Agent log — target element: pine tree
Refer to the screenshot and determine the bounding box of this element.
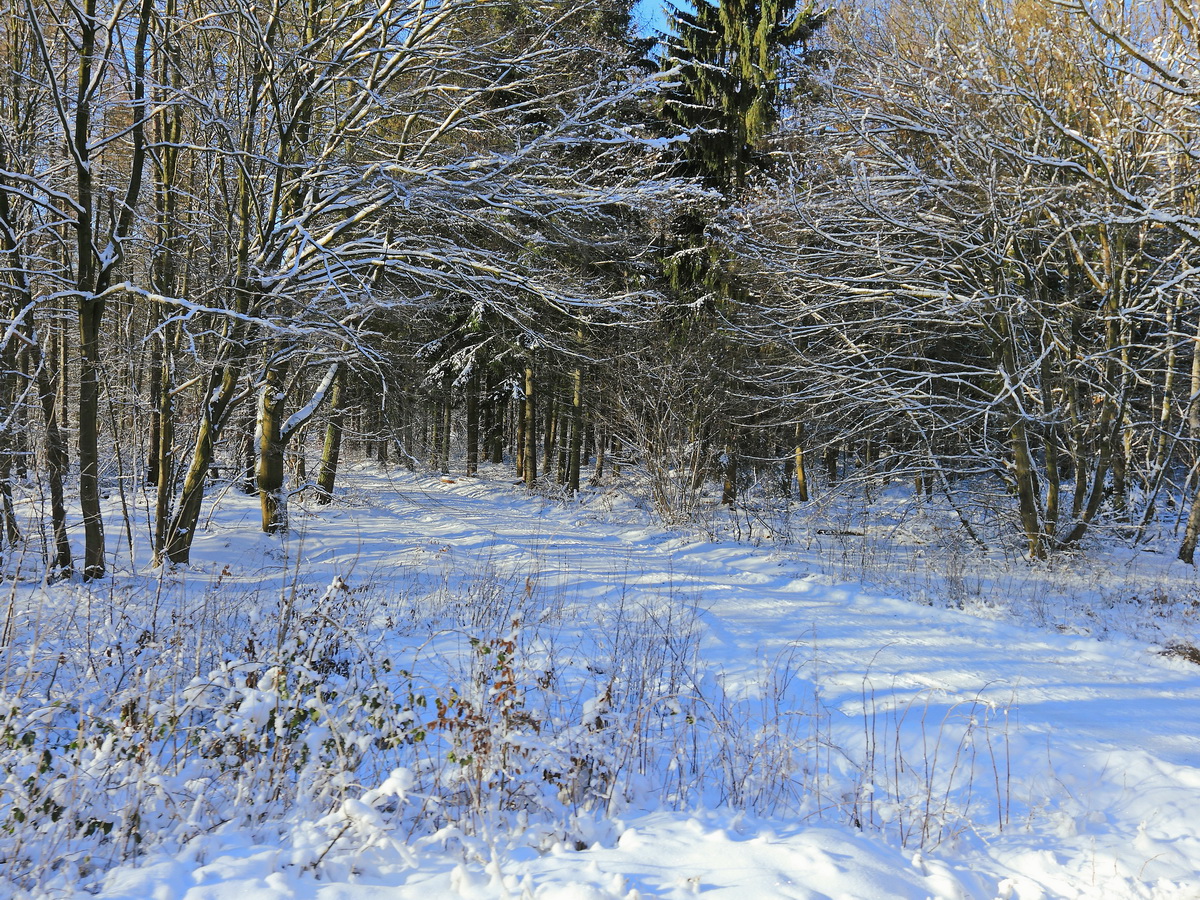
[657,0,826,504]
[662,0,826,191]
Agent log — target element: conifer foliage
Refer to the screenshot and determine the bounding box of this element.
[662,0,826,189]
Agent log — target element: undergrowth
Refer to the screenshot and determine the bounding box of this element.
[0,551,1017,895]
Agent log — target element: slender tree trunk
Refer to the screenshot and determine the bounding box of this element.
[1181,487,1200,565]
[465,368,479,475]
[257,361,339,532]
[400,394,415,470]
[1059,397,1122,547]
[1135,291,1186,535]
[240,424,256,494]
[0,335,20,549]
[0,473,16,550]
[76,0,152,578]
[516,389,526,479]
[257,365,288,534]
[151,335,174,565]
[543,393,556,477]
[0,185,70,572]
[524,361,537,486]
[1010,417,1045,559]
[556,412,568,486]
[74,0,105,579]
[78,298,107,578]
[568,363,582,494]
[34,327,71,574]
[440,374,451,474]
[164,360,243,563]
[1039,352,1061,540]
[592,430,606,483]
[793,421,809,502]
[690,417,708,490]
[992,295,1045,557]
[824,443,838,484]
[1068,365,1088,519]
[1188,313,1200,490]
[292,428,307,484]
[148,335,163,487]
[721,426,738,506]
[316,365,346,503]
[489,387,504,464]
[57,313,69,438]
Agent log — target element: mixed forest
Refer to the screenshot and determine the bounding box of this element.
[4,0,1200,574]
[8,2,1200,897]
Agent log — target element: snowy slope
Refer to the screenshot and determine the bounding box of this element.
[8,466,1200,899]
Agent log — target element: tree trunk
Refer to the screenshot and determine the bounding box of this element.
[489,389,505,464]
[824,443,838,484]
[516,387,526,479]
[721,427,738,505]
[257,365,289,533]
[35,325,71,574]
[400,394,415,470]
[568,364,583,494]
[316,365,346,503]
[73,0,105,580]
[592,429,606,483]
[151,334,174,565]
[164,361,243,563]
[524,361,537,486]
[440,374,452,474]
[0,335,20,549]
[78,298,107,579]
[240,424,257,494]
[466,368,479,475]
[148,335,163,487]
[0,213,70,572]
[75,0,152,578]
[257,361,339,532]
[1010,417,1045,559]
[1180,486,1200,564]
[793,420,809,502]
[543,394,556,477]
[1188,313,1200,489]
[1039,353,1061,540]
[556,411,569,486]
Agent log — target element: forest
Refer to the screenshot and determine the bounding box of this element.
[4,0,1200,573]
[4,0,1200,897]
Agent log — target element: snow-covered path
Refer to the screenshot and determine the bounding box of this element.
[311,469,1200,766]
[86,467,1200,899]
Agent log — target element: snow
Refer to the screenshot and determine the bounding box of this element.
[5,465,1200,899]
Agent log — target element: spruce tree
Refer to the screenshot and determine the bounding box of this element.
[657,0,826,503]
[662,0,826,191]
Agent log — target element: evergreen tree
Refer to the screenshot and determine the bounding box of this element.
[655,0,826,504]
[662,0,827,190]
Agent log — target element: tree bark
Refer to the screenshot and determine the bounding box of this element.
[1180,486,1200,564]
[316,365,347,503]
[151,337,174,565]
[524,361,537,486]
[74,0,153,578]
[465,368,479,475]
[164,359,244,563]
[440,373,452,474]
[568,363,582,494]
[793,420,809,502]
[257,365,288,534]
[721,426,738,505]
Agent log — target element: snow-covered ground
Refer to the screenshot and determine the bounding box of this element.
[5,464,1200,899]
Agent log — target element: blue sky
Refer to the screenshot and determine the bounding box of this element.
[632,0,674,37]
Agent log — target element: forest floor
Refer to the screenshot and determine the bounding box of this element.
[5,463,1200,899]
